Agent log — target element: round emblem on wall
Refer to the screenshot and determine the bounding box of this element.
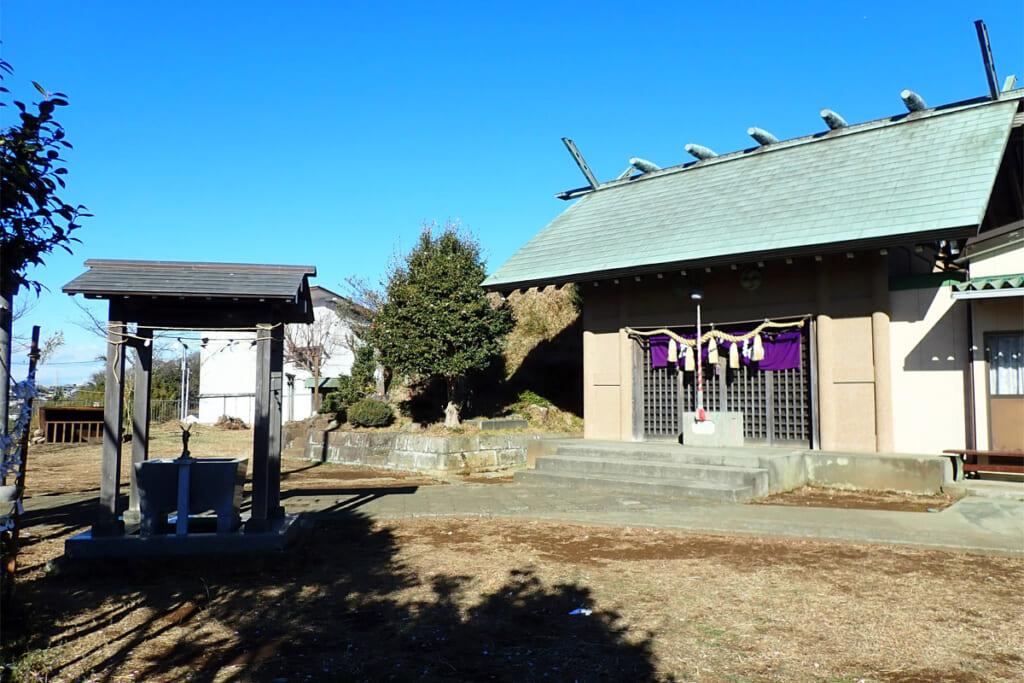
[740,267,763,291]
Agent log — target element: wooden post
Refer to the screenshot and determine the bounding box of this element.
[125,329,153,525]
[268,322,284,518]
[95,303,126,536]
[246,323,272,532]
[871,253,894,453]
[815,259,837,451]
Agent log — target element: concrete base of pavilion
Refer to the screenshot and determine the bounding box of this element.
[64,513,307,560]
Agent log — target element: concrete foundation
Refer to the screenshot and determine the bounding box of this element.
[680,412,744,447]
[64,513,305,559]
[464,418,529,431]
[804,451,953,495]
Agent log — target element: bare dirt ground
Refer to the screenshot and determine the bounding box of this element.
[752,485,960,513]
[3,424,1023,682]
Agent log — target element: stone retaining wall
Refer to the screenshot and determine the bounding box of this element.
[298,429,576,475]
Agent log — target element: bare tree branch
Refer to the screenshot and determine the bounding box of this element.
[284,315,340,409]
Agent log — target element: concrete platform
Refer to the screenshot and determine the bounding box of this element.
[943,478,1024,501]
[64,513,306,559]
[316,482,1024,557]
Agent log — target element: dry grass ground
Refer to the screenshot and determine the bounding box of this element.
[2,424,1023,682]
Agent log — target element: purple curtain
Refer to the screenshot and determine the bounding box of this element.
[649,328,801,371]
[759,329,802,371]
[650,335,670,368]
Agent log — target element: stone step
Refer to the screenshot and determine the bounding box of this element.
[515,469,756,502]
[553,440,772,469]
[535,454,768,495]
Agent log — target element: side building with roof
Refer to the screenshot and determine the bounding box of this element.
[485,86,1024,456]
[198,285,369,425]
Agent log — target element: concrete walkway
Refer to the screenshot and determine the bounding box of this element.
[28,477,1024,559]
[281,480,1024,558]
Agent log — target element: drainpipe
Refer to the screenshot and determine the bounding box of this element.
[964,301,977,450]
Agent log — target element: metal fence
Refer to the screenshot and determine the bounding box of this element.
[33,397,201,432]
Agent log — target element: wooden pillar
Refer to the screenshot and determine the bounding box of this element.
[871,253,894,453]
[268,322,284,518]
[94,303,126,536]
[246,323,272,532]
[125,330,153,525]
[815,259,837,451]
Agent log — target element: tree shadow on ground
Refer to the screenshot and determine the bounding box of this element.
[3,504,662,682]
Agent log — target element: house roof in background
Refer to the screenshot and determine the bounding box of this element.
[310,285,373,323]
[484,96,1020,291]
[63,260,317,300]
[959,218,1024,264]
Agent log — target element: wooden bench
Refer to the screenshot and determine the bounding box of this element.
[943,449,1024,478]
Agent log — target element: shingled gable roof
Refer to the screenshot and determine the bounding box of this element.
[63,259,317,325]
[64,259,316,300]
[484,95,1020,291]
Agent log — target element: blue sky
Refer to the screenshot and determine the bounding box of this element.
[4,1,1022,384]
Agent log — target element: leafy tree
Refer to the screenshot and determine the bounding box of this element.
[349,341,376,394]
[1,60,88,432]
[371,222,513,427]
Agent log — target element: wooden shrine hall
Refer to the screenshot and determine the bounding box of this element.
[61,259,316,557]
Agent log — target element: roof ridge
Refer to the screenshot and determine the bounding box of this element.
[82,259,317,275]
[590,95,1016,194]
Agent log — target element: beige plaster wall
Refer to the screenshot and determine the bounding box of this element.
[889,287,968,454]
[579,255,889,451]
[828,316,878,451]
[582,329,627,440]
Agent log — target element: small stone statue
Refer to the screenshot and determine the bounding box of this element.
[180,424,192,458]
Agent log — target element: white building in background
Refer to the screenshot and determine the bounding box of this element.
[197,285,368,424]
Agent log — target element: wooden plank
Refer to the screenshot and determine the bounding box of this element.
[963,464,1024,474]
[943,449,1024,458]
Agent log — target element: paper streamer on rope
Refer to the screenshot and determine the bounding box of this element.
[707,337,718,364]
[626,318,805,348]
[683,345,695,371]
[729,342,739,369]
[667,340,678,364]
[752,334,764,362]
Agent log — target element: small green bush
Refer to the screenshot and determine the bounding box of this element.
[348,398,395,428]
[318,392,345,416]
[514,389,551,409]
[318,375,365,420]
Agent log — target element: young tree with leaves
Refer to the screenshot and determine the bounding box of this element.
[1,61,88,433]
[371,222,513,427]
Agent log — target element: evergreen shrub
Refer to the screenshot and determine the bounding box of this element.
[318,375,365,421]
[348,398,394,428]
